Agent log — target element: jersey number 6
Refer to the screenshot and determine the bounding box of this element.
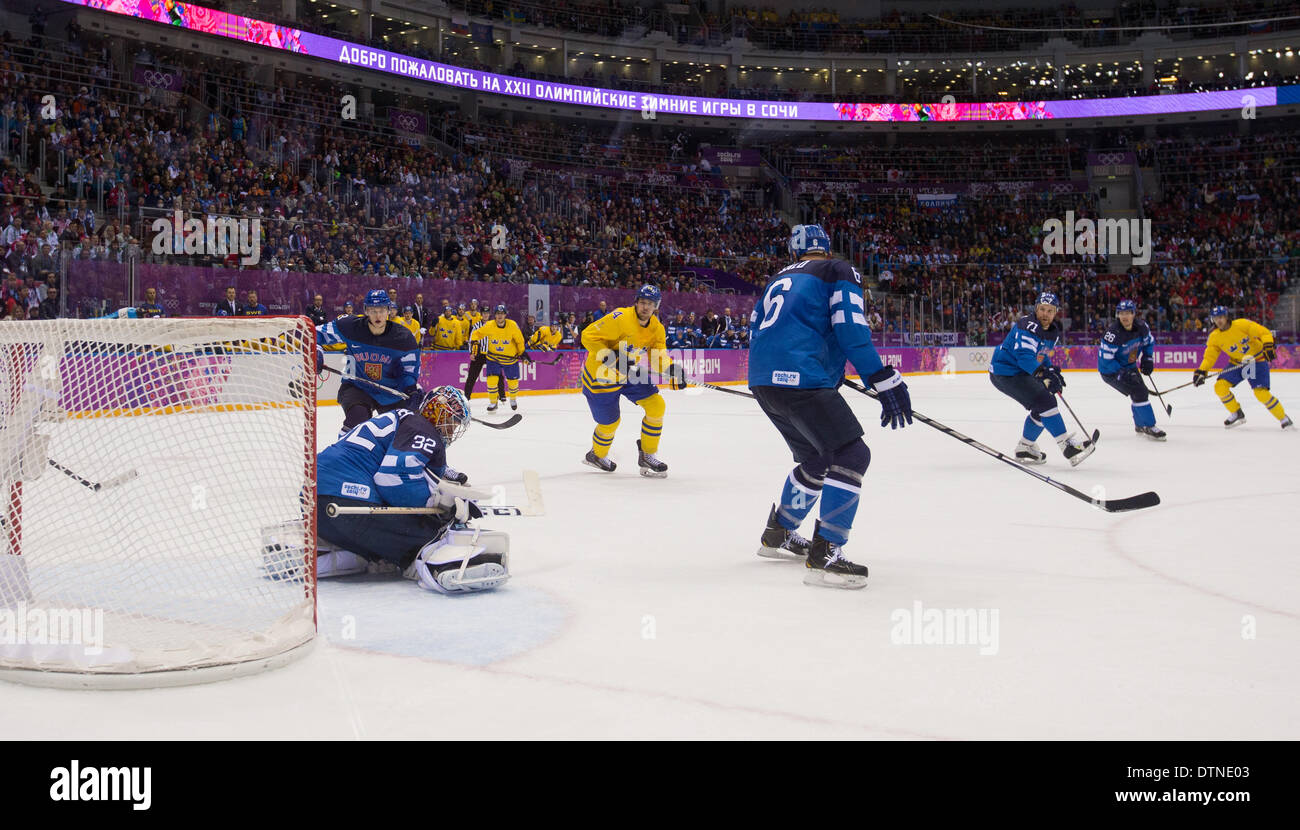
[758,277,793,331]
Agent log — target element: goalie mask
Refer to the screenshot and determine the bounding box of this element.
[419,385,471,444]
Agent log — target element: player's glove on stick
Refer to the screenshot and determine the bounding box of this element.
[665,362,688,390]
[1035,363,1065,395]
[315,345,325,374]
[1192,369,1208,387]
[868,366,913,429]
[1139,355,1154,375]
[1261,342,1277,362]
[1119,368,1142,388]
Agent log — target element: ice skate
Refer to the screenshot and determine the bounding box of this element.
[1224,410,1246,429]
[486,400,498,413]
[636,439,668,478]
[757,505,810,561]
[1282,416,1294,430]
[1135,425,1167,441]
[510,400,518,411]
[803,522,868,590]
[1014,438,1047,465]
[1059,432,1095,467]
[583,450,616,472]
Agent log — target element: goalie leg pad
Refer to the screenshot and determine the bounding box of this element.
[316,549,371,579]
[405,528,510,593]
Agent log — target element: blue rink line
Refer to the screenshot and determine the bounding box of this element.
[316,577,567,665]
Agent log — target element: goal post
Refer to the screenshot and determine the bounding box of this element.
[0,317,318,688]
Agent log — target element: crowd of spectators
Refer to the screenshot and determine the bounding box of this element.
[3,23,1297,345]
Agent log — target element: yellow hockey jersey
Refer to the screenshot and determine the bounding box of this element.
[581,306,671,392]
[1199,318,1274,370]
[432,314,462,350]
[529,325,562,350]
[480,319,527,364]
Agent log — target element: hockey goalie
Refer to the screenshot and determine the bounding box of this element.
[291,385,509,593]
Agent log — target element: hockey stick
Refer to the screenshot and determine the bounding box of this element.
[1157,365,1240,394]
[683,378,757,398]
[1144,374,1173,416]
[1055,392,1101,444]
[841,379,1159,512]
[321,366,522,429]
[48,460,139,492]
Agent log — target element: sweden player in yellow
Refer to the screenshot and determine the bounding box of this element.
[480,304,532,412]
[528,322,562,351]
[1192,307,1292,429]
[432,308,462,351]
[580,285,688,476]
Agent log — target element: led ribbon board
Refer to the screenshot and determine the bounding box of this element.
[63,0,1280,121]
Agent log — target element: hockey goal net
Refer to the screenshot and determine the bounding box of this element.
[0,317,317,687]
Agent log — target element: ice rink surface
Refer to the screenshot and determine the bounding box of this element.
[3,371,1297,739]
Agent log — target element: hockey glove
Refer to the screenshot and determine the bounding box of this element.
[665,362,688,390]
[403,385,425,409]
[1262,342,1277,362]
[1035,364,1065,395]
[521,352,534,364]
[1118,368,1142,389]
[1192,369,1208,387]
[315,345,325,374]
[1139,355,1154,376]
[868,366,912,430]
[440,466,469,486]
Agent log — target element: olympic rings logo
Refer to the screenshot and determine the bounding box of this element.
[1093,152,1132,165]
[393,114,420,132]
[139,70,177,89]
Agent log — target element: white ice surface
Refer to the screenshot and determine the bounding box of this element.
[2,371,1297,738]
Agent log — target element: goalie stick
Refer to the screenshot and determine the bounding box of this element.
[325,471,545,518]
[680,372,1159,513]
[321,366,522,429]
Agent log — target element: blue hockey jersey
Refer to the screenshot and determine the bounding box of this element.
[317,408,455,506]
[991,315,1061,376]
[747,257,885,389]
[1097,319,1154,374]
[317,316,419,405]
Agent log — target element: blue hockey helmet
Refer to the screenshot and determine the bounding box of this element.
[1036,292,1060,309]
[1210,305,1230,319]
[1116,299,1137,313]
[363,289,393,309]
[494,303,508,314]
[789,224,832,257]
[635,284,662,306]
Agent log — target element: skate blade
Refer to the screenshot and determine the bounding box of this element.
[437,563,510,592]
[802,569,868,590]
[638,467,668,478]
[1067,444,1097,467]
[1225,417,1246,429]
[756,544,806,561]
[1015,454,1047,466]
[1140,432,1168,442]
[583,458,616,473]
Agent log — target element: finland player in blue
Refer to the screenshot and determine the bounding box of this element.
[989,292,1095,466]
[314,386,509,593]
[1098,299,1165,441]
[747,224,912,589]
[315,289,421,435]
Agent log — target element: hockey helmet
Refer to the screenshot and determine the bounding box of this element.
[1036,292,1060,309]
[635,285,662,306]
[789,224,831,257]
[494,304,508,315]
[419,385,471,444]
[363,289,393,310]
[1116,299,1137,313]
[1210,305,1230,319]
